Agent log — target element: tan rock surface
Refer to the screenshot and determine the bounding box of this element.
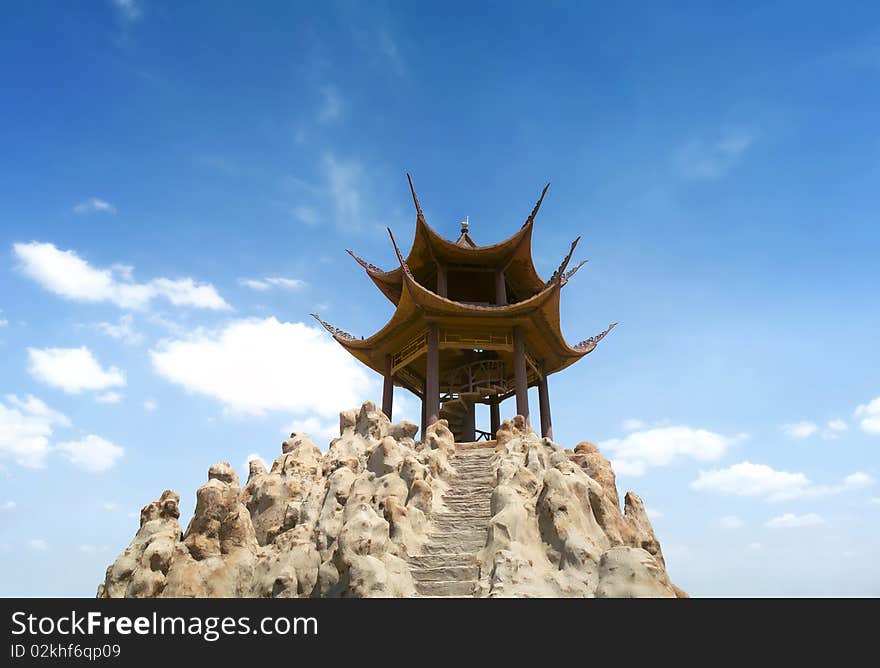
[99,402,685,598]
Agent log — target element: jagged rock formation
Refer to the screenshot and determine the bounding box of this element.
[98,401,685,598]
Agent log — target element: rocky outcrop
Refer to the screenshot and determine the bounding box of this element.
[98,402,684,598]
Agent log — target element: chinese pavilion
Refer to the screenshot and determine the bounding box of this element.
[312,175,615,443]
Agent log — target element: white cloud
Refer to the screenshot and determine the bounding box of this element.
[1,500,15,510]
[0,395,69,469]
[238,277,306,291]
[27,539,48,552]
[621,418,645,431]
[111,0,142,23]
[600,426,744,476]
[691,461,874,501]
[827,419,847,432]
[675,126,755,180]
[855,397,880,435]
[324,154,366,230]
[765,513,824,529]
[718,515,745,529]
[747,542,762,551]
[101,502,118,512]
[143,399,158,412]
[94,314,142,345]
[317,85,343,124]
[56,435,124,472]
[96,392,123,404]
[150,317,375,418]
[13,242,229,311]
[79,544,109,554]
[292,206,319,226]
[869,497,880,505]
[782,421,819,439]
[0,319,8,328]
[73,197,116,215]
[28,346,125,394]
[283,416,339,444]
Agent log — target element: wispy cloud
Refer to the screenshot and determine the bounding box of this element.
[13,242,230,311]
[73,197,117,215]
[95,391,124,405]
[717,515,745,529]
[238,277,306,291]
[56,435,124,473]
[783,419,847,440]
[674,126,756,180]
[855,396,880,435]
[110,0,142,23]
[782,421,818,439]
[600,425,746,476]
[28,346,126,394]
[0,395,70,469]
[93,314,143,345]
[691,462,873,501]
[317,85,343,124]
[324,154,366,230]
[27,539,48,552]
[765,513,824,529]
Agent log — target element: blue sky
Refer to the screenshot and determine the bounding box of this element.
[1,0,879,596]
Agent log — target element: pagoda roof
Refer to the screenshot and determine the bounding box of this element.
[346,177,552,305]
[311,260,614,386]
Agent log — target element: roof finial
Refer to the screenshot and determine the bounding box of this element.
[523,182,551,229]
[387,227,413,277]
[460,215,469,234]
[406,173,423,217]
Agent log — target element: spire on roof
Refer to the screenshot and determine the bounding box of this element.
[387,227,414,278]
[574,322,618,352]
[547,236,581,285]
[523,182,551,229]
[455,215,478,248]
[310,313,358,341]
[406,173,423,218]
[346,249,385,274]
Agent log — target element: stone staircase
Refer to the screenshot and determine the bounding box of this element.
[408,445,496,597]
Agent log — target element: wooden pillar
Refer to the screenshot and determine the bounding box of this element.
[382,355,394,421]
[462,398,476,442]
[495,270,507,305]
[538,374,552,440]
[490,401,500,439]
[513,325,529,424]
[420,385,427,440]
[436,263,448,297]
[425,323,440,427]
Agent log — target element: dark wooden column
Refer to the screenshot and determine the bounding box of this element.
[420,383,427,439]
[495,270,507,305]
[513,325,529,424]
[425,323,440,427]
[538,374,552,440]
[436,263,448,297]
[490,401,500,438]
[462,398,476,442]
[382,354,394,421]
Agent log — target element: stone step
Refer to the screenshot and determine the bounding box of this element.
[410,565,480,582]
[425,540,486,552]
[407,554,475,568]
[432,512,491,521]
[425,532,486,544]
[432,517,491,527]
[414,580,477,597]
